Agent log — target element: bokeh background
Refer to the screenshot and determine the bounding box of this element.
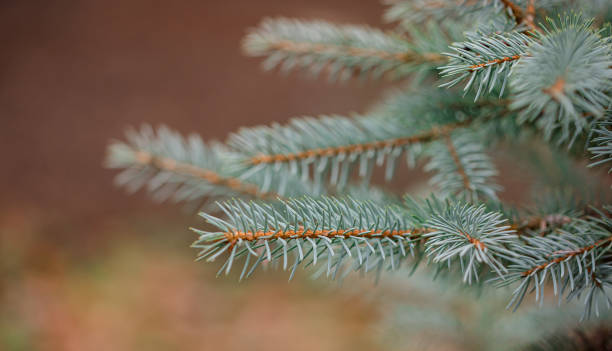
[2,1,609,350]
[0,1,395,350]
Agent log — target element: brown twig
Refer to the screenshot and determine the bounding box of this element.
[250,119,473,165]
[444,134,472,191]
[521,235,612,277]
[469,55,522,71]
[269,40,446,64]
[500,0,539,32]
[461,231,486,250]
[510,214,572,234]
[223,227,433,244]
[133,150,277,199]
[223,226,490,253]
[500,0,525,24]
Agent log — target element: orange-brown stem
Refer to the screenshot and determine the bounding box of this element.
[224,227,432,244]
[462,231,486,250]
[521,236,612,277]
[510,214,572,234]
[500,0,540,32]
[250,120,472,165]
[133,150,276,199]
[500,0,525,25]
[543,77,566,100]
[269,40,445,64]
[222,226,490,253]
[444,134,471,191]
[469,55,522,71]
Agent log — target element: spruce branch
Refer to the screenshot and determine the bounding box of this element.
[519,236,612,278]
[508,190,588,236]
[423,201,516,284]
[128,149,270,198]
[425,132,501,201]
[105,125,282,206]
[443,133,472,190]
[499,208,612,319]
[383,0,499,27]
[442,14,612,144]
[229,116,477,195]
[192,197,426,280]
[248,119,471,166]
[384,0,467,25]
[194,195,611,317]
[510,15,612,144]
[439,29,533,99]
[227,89,509,195]
[194,196,524,283]
[243,18,447,81]
[511,214,572,233]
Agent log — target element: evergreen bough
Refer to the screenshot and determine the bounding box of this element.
[106,1,612,348]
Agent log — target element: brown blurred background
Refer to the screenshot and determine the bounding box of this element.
[0,1,399,350]
[0,0,394,217]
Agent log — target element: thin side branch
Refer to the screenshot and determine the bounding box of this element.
[443,134,471,191]
[224,227,432,244]
[250,119,473,165]
[133,150,276,199]
[223,226,489,254]
[270,40,445,63]
[511,214,572,234]
[521,235,612,277]
[469,55,522,71]
[461,230,486,250]
[225,226,490,250]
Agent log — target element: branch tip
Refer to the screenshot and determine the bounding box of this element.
[132,149,275,199]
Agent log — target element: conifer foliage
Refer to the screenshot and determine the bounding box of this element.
[107,0,612,347]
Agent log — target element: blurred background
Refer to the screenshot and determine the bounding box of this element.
[2,1,610,351]
[0,1,395,350]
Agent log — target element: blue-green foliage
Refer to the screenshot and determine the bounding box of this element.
[226,89,505,197]
[192,197,420,281]
[105,2,612,329]
[106,124,235,204]
[243,18,450,81]
[425,131,501,201]
[440,30,532,99]
[106,125,310,207]
[424,201,515,283]
[384,0,502,27]
[511,15,612,144]
[499,208,612,320]
[193,196,518,283]
[589,114,612,173]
